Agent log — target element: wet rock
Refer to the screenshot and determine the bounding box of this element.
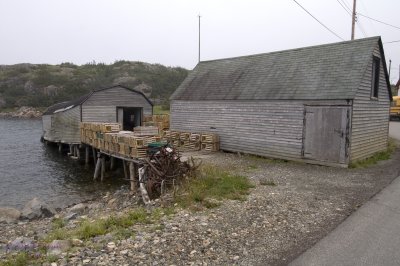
[0,207,21,223]
[69,203,87,214]
[64,212,78,221]
[21,198,56,220]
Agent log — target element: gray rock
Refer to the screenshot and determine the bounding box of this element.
[47,240,71,256]
[64,212,78,221]
[69,203,87,214]
[0,207,21,223]
[21,198,56,220]
[8,237,36,252]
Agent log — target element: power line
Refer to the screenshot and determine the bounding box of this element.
[358,0,377,35]
[336,0,351,16]
[384,40,400,44]
[335,0,367,37]
[357,13,400,30]
[357,20,368,37]
[292,0,345,41]
[336,0,367,37]
[340,0,352,12]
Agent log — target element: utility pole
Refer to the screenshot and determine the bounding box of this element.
[198,14,201,63]
[388,59,392,80]
[351,0,357,40]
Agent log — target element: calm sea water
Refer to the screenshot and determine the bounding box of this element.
[0,119,124,209]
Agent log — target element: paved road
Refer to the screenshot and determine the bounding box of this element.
[290,122,400,266]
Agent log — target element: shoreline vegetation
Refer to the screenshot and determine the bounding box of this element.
[0,104,170,119]
[0,163,253,265]
[0,106,44,119]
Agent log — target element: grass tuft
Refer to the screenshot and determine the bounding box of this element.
[350,138,397,168]
[51,217,66,229]
[176,164,254,209]
[0,252,29,266]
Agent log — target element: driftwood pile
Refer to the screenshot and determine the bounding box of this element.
[140,146,199,199]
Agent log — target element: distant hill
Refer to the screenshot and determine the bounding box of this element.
[0,61,188,109]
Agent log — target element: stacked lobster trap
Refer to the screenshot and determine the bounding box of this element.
[80,120,220,159]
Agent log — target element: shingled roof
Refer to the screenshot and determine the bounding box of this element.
[43,85,153,115]
[171,37,391,101]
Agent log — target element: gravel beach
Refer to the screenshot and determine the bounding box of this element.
[2,148,400,265]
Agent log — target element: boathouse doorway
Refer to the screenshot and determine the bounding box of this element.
[117,107,143,130]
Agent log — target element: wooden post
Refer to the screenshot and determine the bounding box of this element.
[85,146,89,165]
[110,156,115,171]
[94,154,101,180]
[76,145,81,160]
[101,156,106,182]
[68,144,73,156]
[58,143,62,153]
[92,148,97,166]
[129,162,136,191]
[133,164,138,188]
[123,160,128,181]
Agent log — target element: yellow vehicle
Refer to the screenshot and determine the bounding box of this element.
[390,96,400,120]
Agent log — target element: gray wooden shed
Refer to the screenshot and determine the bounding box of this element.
[42,85,153,144]
[170,37,392,167]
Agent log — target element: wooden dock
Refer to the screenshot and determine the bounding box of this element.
[46,117,220,201]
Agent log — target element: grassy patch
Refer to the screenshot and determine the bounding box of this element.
[51,217,66,229]
[176,164,254,209]
[246,154,288,164]
[0,252,29,266]
[153,105,170,115]
[45,208,158,242]
[350,138,397,168]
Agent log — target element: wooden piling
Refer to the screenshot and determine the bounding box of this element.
[123,160,128,181]
[58,143,62,153]
[129,162,136,191]
[94,154,101,180]
[76,145,81,160]
[110,156,115,170]
[68,144,73,156]
[92,148,97,166]
[85,146,90,165]
[101,156,106,182]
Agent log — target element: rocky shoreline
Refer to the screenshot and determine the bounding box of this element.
[1,150,400,265]
[0,106,43,119]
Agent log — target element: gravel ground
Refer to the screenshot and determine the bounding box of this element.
[2,149,400,265]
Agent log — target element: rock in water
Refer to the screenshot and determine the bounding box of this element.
[21,198,56,220]
[0,207,21,223]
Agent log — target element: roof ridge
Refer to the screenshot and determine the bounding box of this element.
[199,36,381,64]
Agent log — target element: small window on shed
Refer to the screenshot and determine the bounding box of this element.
[371,56,380,98]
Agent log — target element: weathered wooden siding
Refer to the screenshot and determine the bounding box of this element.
[82,86,152,122]
[171,100,344,161]
[42,115,52,141]
[350,45,390,161]
[43,106,81,143]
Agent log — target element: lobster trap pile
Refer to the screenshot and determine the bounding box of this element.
[162,131,220,152]
[80,122,161,158]
[143,114,170,135]
[141,145,199,199]
[80,121,220,159]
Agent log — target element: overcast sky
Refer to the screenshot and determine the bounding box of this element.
[1,0,399,83]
